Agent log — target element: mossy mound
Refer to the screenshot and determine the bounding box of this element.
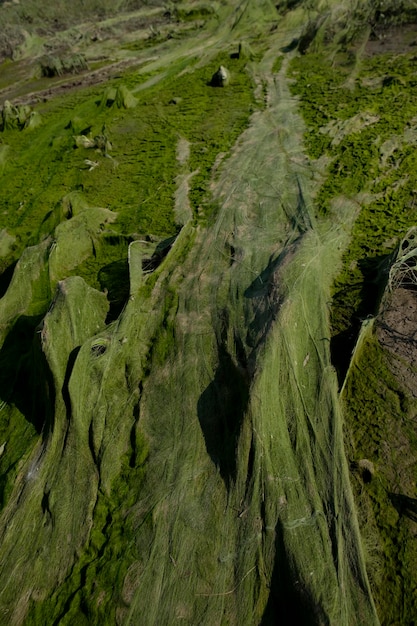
[99,84,137,110]
[39,53,88,77]
[0,101,38,132]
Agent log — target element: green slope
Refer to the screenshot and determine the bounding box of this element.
[0,0,416,624]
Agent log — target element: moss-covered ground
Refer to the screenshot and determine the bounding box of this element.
[287,12,417,623]
[342,328,417,624]
[289,50,417,358]
[1,0,417,624]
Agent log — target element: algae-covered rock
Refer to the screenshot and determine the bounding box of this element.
[49,207,117,282]
[41,276,109,389]
[211,65,230,87]
[61,191,91,218]
[24,111,42,131]
[99,84,137,109]
[1,100,19,131]
[74,133,112,154]
[1,100,23,131]
[115,84,138,109]
[93,133,112,154]
[0,240,51,343]
[232,41,254,60]
[100,86,117,108]
[74,134,96,149]
[128,240,143,296]
[0,276,109,624]
[40,53,88,77]
[1,100,38,132]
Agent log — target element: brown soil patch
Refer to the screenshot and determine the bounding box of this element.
[377,286,417,397]
[364,22,417,57]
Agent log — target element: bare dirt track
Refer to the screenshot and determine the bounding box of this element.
[0,56,153,107]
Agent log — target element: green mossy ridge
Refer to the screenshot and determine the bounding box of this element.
[19,230,193,622]
[39,53,88,78]
[0,277,112,620]
[25,446,149,625]
[0,180,152,507]
[0,407,37,509]
[90,48,377,625]
[0,242,52,509]
[0,44,257,493]
[48,207,118,283]
[271,55,284,73]
[342,328,417,624]
[0,207,195,621]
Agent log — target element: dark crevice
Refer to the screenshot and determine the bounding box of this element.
[62,346,81,425]
[129,398,141,468]
[197,312,250,490]
[98,258,130,324]
[245,242,300,355]
[197,243,302,489]
[52,591,79,626]
[297,19,323,55]
[362,468,372,483]
[41,489,52,520]
[293,176,313,234]
[197,342,249,488]
[88,421,98,465]
[141,234,177,273]
[0,314,55,433]
[331,253,390,387]
[244,434,255,502]
[0,260,17,298]
[276,0,303,16]
[330,319,361,389]
[261,520,328,626]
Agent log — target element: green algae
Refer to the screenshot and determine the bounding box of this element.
[25,448,149,625]
[0,25,258,623]
[289,47,417,352]
[289,25,417,624]
[2,2,412,624]
[0,49,255,279]
[342,329,417,624]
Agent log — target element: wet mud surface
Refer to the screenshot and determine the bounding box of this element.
[377,286,417,397]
